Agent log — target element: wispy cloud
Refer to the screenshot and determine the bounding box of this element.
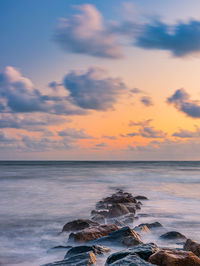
[140,96,153,106]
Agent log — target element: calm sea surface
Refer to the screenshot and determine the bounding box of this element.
[0,161,200,265]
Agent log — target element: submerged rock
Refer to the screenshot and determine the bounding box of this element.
[106,243,159,264]
[149,249,200,266]
[160,231,186,241]
[42,251,96,266]
[137,222,163,229]
[134,196,148,200]
[106,254,154,266]
[184,239,200,257]
[91,214,105,224]
[94,226,143,247]
[62,219,99,232]
[69,224,119,243]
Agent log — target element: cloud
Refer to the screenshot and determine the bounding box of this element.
[173,126,200,138]
[0,113,68,131]
[167,88,200,118]
[130,88,143,94]
[135,20,200,57]
[139,126,167,138]
[58,128,93,139]
[55,4,122,59]
[140,96,153,106]
[0,66,87,115]
[120,132,138,138]
[102,135,117,140]
[129,119,152,127]
[64,67,127,111]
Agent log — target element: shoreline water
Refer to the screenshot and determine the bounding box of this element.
[1,161,200,265]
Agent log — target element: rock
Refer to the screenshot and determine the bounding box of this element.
[65,244,110,258]
[62,219,99,232]
[121,213,135,225]
[94,226,143,247]
[134,196,148,200]
[52,245,72,250]
[140,222,163,229]
[69,224,119,243]
[91,214,105,224]
[107,203,130,218]
[149,249,200,266]
[184,239,200,257]
[160,231,186,241]
[123,203,137,214]
[96,191,137,209]
[91,210,108,217]
[42,251,96,266]
[106,243,158,264]
[106,254,154,265]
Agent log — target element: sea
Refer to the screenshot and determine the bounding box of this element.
[0,161,200,265]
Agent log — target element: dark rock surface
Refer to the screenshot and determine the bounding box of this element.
[69,224,119,242]
[93,226,143,247]
[62,219,99,232]
[184,239,200,257]
[106,254,155,265]
[134,196,148,200]
[160,231,186,241]
[42,251,96,266]
[65,244,110,258]
[106,243,159,264]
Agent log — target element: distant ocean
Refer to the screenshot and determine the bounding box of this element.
[1,161,200,265]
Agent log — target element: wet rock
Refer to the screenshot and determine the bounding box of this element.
[160,231,186,241]
[65,244,110,258]
[149,249,200,266]
[121,213,135,225]
[52,245,72,250]
[94,226,143,247]
[106,254,154,265]
[184,239,200,257]
[69,224,119,243]
[106,243,159,264]
[123,203,137,214]
[62,219,99,232]
[134,196,148,200]
[91,214,105,224]
[134,222,163,232]
[91,210,108,217]
[107,203,130,218]
[42,251,96,266]
[96,191,137,209]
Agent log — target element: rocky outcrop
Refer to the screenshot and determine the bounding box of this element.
[42,251,96,266]
[69,224,119,242]
[94,226,143,247]
[184,239,200,257]
[149,249,200,266]
[107,254,154,265]
[160,231,186,241]
[106,243,159,264]
[62,219,99,232]
[65,244,110,258]
[134,195,148,200]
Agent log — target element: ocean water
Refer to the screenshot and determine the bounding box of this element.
[0,161,200,265]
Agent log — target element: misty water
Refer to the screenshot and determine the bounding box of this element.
[0,161,200,265]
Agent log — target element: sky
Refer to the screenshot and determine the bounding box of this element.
[1,0,200,160]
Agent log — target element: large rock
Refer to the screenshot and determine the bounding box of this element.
[69,224,119,242]
[106,243,159,264]
[65,245,110,258]
[106,254,154,266]
[184,239,200,257]
[107,203,130,218]
[94,226,143,247]
[149,249,200,266]
[62,219,99,232]
[136,222,163,230]
[42,251,96,266]
[160,231,186,241]
[96,191,137,209]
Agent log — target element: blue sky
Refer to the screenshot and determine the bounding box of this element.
[2,0,200,159]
